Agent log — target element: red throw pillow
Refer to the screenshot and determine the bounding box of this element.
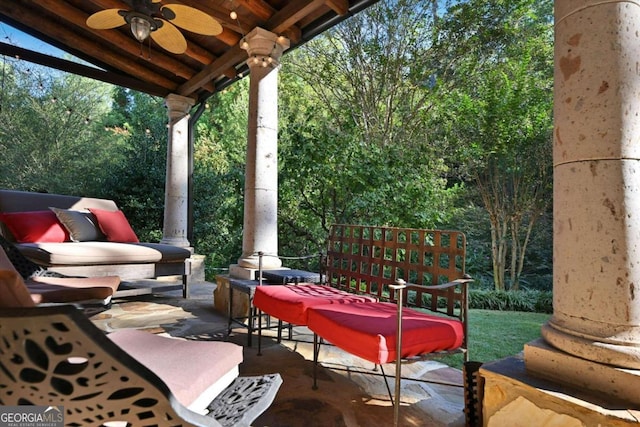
[89,208,139,243]
[0,211,69,243]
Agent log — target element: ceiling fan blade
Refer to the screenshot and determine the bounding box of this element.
[150,20,187,54]
[86,9,127,29]
[161,4,222,36]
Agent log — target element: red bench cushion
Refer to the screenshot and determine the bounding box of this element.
[253,284,376,326]
[306,302,464,364]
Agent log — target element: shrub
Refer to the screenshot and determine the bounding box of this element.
[468,289,552,313]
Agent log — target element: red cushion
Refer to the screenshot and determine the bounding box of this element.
[0,211,69,242]
[253,284,376,325]
[89,208,139,243]
[306,302,464,365]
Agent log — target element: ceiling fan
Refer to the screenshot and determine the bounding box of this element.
[86,0,223,55]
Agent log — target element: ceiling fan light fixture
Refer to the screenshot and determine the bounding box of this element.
[130,16,152,42]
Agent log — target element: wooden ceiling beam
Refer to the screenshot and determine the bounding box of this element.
[0,0,379,99]
[177,44,246,97]
[215,27,244,47]
[266,0,325,37]
[326,0,350,15]
[235,0,276,21]
[0,42,169,97]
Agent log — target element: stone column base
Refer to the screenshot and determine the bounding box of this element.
[480,347,640,427]
[525,338,640,406]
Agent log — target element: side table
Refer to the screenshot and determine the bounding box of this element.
[259,269,321,285]
[227,278,263,347]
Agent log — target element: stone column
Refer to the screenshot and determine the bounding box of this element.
[235,28,290,270]
[541,0,640,368]
[161,93,194,248]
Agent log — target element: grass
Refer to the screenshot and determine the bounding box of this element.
[438,309,551,370]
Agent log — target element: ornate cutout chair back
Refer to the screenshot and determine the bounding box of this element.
[0,306,281,427]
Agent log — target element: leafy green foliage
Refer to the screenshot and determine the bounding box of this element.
[469,289,552,313]
[0,61,116,195]
[97,88,168,241]
[0,0,556,292]
[430,0,554,290]
[191,82,249,270]
[277,0,463,257]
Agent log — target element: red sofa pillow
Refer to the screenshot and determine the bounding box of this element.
[0,210,69,243]
[89,208,139,243]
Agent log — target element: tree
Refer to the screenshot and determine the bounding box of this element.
[277,0,462,256]
[97,88,168,240]
[431,0,554,290]
[0,60,116,195]
[191,81,249,269]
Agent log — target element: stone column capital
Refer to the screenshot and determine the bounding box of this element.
[240,27,290,68]
[164,94,195,121]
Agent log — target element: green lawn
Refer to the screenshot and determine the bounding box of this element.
[439,309,551,369]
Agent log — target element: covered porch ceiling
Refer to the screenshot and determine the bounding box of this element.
[0,0,379,102]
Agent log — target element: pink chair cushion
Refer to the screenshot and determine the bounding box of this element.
[306,302,464,365]
[26,275,120,304]
[253,284,376,326]
[108,329,243,408]
[0,269,36,308]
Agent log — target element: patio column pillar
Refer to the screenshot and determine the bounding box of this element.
[540,0,640,368]
[236,28,290,270]
[161,93,194,248]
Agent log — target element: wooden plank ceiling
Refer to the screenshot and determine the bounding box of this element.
[0,0,378,102]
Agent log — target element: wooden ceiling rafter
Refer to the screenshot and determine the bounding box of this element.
[326,0,350,15]
[267,0,328,36]
[0,42,170,97]
[234,0,277,22]
[177,44,245,97]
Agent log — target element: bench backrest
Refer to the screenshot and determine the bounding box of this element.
[325,224,467,314]
[0,189,118,213]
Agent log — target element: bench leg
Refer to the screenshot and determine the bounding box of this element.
[258,308,263,356]
[379,364,395,403]
[182,257,192,298]
[312,333,320,390]
[182,273,190,298]
[228,284,233,336]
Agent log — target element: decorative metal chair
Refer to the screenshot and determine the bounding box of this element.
[0,305,282,427]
